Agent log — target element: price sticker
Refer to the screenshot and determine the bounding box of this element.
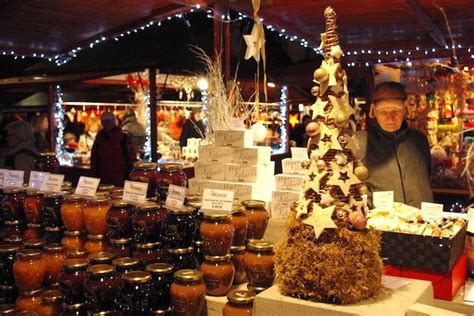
[75,176,100,197]
[201,189,234,213]
[165,184,187,210]
[122,180,148,204]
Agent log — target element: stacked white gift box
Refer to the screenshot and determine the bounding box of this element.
[188,129,275,206]
[181,138,202,160]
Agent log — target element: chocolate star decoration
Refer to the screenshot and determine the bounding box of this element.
[327,161,360,196]
[311,98,329,119]
[303,204,336,239]
[295,198,312,219]
[339,172,350,182]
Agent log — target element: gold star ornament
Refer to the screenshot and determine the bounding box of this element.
[303,204,336,239]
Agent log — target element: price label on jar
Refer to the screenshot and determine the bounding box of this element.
[373,191,394,210]
[201,188,234,213]
[122,180,148,204]
[29,171,49,189]
[40,174,64,193]
[4,170,24,188]
[75,176,100,197]
[165,184,187,211]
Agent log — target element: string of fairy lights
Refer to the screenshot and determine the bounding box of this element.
[2,4,472,67]
[274,85,288,155]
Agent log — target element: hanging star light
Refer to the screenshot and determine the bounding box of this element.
[303,204,336,239]
[244,23,264,61]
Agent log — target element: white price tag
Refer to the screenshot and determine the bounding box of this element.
[201,189,234,213]
[40,174,64,193]
[29,171,49,189]
[421,202,444,219]
[4,170,24,188]
[165,184,187,210]
[291,147,308,160]
[122,180,148,204]
[75,176,100,197]
[373,191,394,209]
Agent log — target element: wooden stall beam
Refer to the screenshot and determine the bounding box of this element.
[149,68,158,162]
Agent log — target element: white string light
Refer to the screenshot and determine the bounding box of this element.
[53,85,72,166]
[273,85,288,154]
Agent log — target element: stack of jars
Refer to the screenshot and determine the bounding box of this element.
[2,188,27,242]
[42,192,65,244]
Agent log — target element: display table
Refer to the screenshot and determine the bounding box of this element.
[433,286,474,315]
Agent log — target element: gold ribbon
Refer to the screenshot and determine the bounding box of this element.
[252,0,267,118]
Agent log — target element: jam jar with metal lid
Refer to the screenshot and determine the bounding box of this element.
[243,240,275,292]
[132,202,167,244]
[84,264,120,313]
[65,249,88,260]
[200,213,235,256]
[24,223,43,240]
[133,242,166,268]
[2,188,26,221]
[23,191,44,224]
[241,200,269,240]
[58,258,88,305]
[106,200,133,239]
[61,231,85,251]
[42,227,63,244]
[223,290,255,316]
[82,196,111,236]
[200,254,235,296]
[97,184,114,196]
[170,269,206,316]
[84,235,109,255]
[0,243,21,286]
[61,302,87,316]
[112,257,140,275]
[108,238,132,258]
[43,193,65,228]
[119,271,153,313]
[129,162,159,199]
[23,238,46,250]
[157,163,187,201]
[0,284,19,304]
[3,235,25,245]
[166,247,198,271]
[230,246,247,285]
[145,263,173,311]
[231,205,248,246]
[1,220,25,239]
[36,289,62,316]
[88,252,115,266]
[43,243,67,288]
[13,249,46,291]
[15,289,43,313]
[194,241,204,265]
[60,195,86,232]
[163,207,195,248]
[34,152,60,173]
[188,202,203,241]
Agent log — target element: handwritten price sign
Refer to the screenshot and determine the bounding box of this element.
[201,189,234,213]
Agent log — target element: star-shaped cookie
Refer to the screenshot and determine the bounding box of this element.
[327,161,361,196]
[295,198,312,219]
[303,204,336,239]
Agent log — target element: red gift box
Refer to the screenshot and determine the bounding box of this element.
[384,264,401,277]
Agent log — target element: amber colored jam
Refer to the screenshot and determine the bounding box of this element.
[230,246,247,285]
[84,235,109,255]
[42,227,63,244]
[61,231,85,252]
[231,207,248,246]
[23,192,44,224]
[16,289,43,313]
[163,208,195,249]
[200,254,235,296]
[60,195,86,232]
[145,263,173,311]
[222,290,255,316]
[129,162,160,198]
[0,285,19,305]
[88,252,115,266]
[58,258,88,305]
[200,213,235,256]
[112,257,140,275]
[108,238,132,258]
[133,243,167,268]
[36,289,62,316]
[1,221,25,239]
[119,271,153,313]
[2,189,26,222]
[157,163,187,201]
[43,194,65,228]
[24,224,43,240]
[13,250,46,291]
[243,240,275,290]
[132,203,167,244]
[170,270,205,316]
[241,200,269,240]
[82,197,111,236]
[84,264,121,313]
[166,248,198,271]
[42,244,67,288]
[106,201,133,239]
[0,244,21,286]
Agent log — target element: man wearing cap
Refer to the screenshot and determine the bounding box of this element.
[356,82,433,208]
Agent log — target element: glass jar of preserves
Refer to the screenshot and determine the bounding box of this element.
[231,205,248,246]
[58,258,88,305]
[163,207,195,249]
[34,152,60,173]
[43,194,65,228]
[3,235,25,246]
[223,290,255,316]
[108,238,132,258]
[1,221,25,239]
[61,302,87,316]
[106,201,133,239]
[13,250,46,291]
[230,246,247,285]
[188,202,203,241]
[112,257,140,275]
[2,189,26,221]
[82,196,110,236]
[194,241,204,265]
[0,243,21,286]
[42,227,63,244]
[129,162,159,199]
[60,195,86,232]
[132,203,167,244]
[23,239,45,251]
[170,269,205,316]
[43,244,66,288]
[24,224,43,240]
[166,248,197,271]
[0,285,19,305]
[65,249,88,260]
[84,264,120,313]
[84,235,109,255]
[16,289,43,313]
[145,263,173,311]
[200,213,234,256]
[119,271,152,313]
[61,231,85,252]
[157,163,187,201]
[133,243,166,268]
[243,240,275,292]
[37,289,62,316]
[97,185,114,196]
[88,252,115,266]
[241,200,269,240]
[23,191,44,224]
[200,254,234,296]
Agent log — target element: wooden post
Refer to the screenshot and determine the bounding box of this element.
[48,85,56,152]
[213,0,223,60]
[149,68,158,162]
[224,5,231,83]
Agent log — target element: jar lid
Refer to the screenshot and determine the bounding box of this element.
[43,243,64,252]
[187,201,202,210]
[0,304,16,313]
[3,188,24,194]
[135,242,160,250]
[110,187,124,193]
[0,243,21,254]
[64,230,83,236]
[230,245,246,253]
[44,226,62,232]
[88,252,115,264]
[167,206,194,214]
[87,234,105,240]
[110,238,132,245]
[41,289,62,303]
[232,205,245,214]
[159,162,183,171]
[64,194,84,202]
[150,308,172,315]
[174,269,203,282]
[20,289,42,296]
[194,240,204,247]
[23,239,46,249]
[26,223,42,228]
[247,240,274,252]
[241,200,266,209]
[63,258,88,270]
[97,184,114,192]
[167,247,193,254]
[112,257,140,268]
[66,248,88,258]
[40,152,56,157]
[90,312,113,316]
[227,290,255,304]
[4,220,23,225]
[111,200,131,208]
[247,284,268,294]
[137,202,160,211]
[133,161,158,169]
[122,271,151,283]
[3,235,24,244]
[185,194,201,203]
[204,254,231,262]
[44,192,62,198]
[62,181,72,188]
[89,195,110,203]
[87,264,114,276]
[62,303,85,311]
[203,212,231,220]
[26,189,42,196]
[145,263,174,274]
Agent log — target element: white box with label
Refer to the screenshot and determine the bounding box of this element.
[270,190,301,219]
[198,145,233,163]
[224,163,262,183]
[213,129,253,148]
[231,146,271,165]
[194,162,225,181]
[281,158,307,175]
[275,174,305,191]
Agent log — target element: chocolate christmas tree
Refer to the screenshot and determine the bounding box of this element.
[274,7,383,304]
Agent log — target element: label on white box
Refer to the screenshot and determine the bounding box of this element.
[225,163,259,183]
[75,176,100,197]
[271,190,300,219]
[214,130,253,147]
[373,191,394,209]
[29,171,49,190]
[421,202,444,219]
[3,170,24,188]
[194,162,225,180]
[40,174,64,193]
[198,146,232,163]
[233,146,271,165]
[275,174,304,191]
[202,188,234,213]
[122,180,148,204]
[291,147,308,160]
[281,158,307,175]
[165,184,187,210]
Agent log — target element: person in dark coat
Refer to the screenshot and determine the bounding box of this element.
[356,82,433,208]
[120,109,146,154]
[31,114,50,152]
[90,112,137,187]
